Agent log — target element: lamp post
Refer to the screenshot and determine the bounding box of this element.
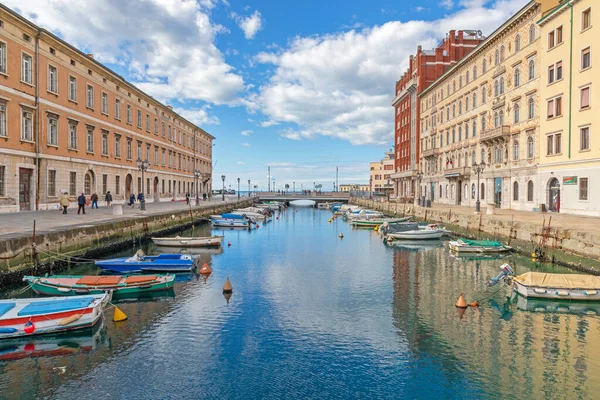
[193,170,200,205]
[293,181,295,194]
[237,177,240,199]
[136,157,149,211]
[472,161,485,213]
[221,175,226,201]
[248,179,251,197]
[416,172,423,206]
[369,177,373,199]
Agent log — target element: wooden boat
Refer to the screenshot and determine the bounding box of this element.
[0,293,109,339]
[448,238,512,253]
[23,274,175,297]
[211,219,251,228]
[351,217,410,227]
[512,272,600,301]
[151,235,223,248]
[386,228,445,240]
[95,252,198,273]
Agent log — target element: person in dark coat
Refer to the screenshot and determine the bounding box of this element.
[185,192,190,205]
[105,191,113,207]
[129,194,136,207]
[77,193,86,215]
[137,192,144,208]
[90,193,99,209]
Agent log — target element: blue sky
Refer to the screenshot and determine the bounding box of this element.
[7,0,527,191]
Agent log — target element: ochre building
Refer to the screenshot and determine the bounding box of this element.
[0,5,213,212]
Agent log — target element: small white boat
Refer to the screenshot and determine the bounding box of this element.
[211,219,251,228]
[448,238,512,253]
[0,294,109,339]
[289,200,316,207]
[231,211,270,221]
[512,272,600,301]
[151,235,224,248]
[387,228,445,240]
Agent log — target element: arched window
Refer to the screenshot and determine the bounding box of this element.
[451,184,455,199]
[472,120,477,137]
[529,60,535,80]
[472,150,476,164]
[527,136,534,158]
[466,71,470,83]
[527,180,534,201]
[464,151,469,166]
[459,100,462,115]
[446,131,450,145]
[458,153,462,167]
[447,107,450,121]
[464,184,468,200]
[473,65,478,79]
[481,148,486,164]
[465,123,469,138]
[483,58,487,73]
[84,172,92,195]
[466,96,470,111]
[500,77,505,94]
[481,114,486,132]
[471,183,476,199]
[513,181,519,201]
[495,49,500,65]
[529,24,536,43]
[514,104,520,123]
[458,126,462,141]
[459,76,463,88]
[482,85,487,103]
[499,110,504,125]
[513,140,520,160]
[528,98,535,119]
[481,182,485,200]
[473,92,477,108]
[452,104,456,118]
[440,185,443,199]
[514,68,521,87]
[500,45,505,62]
[494,112,499,127]
[445,184,448,198]
[452,129,456,143]
[494,80,499,96]
[441,89,444,99]
[515,34,521,52]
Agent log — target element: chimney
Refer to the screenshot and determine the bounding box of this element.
[87,53,94,59]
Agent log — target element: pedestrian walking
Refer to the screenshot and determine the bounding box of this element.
[105,191,113,207]
[185,192,190,205]
[203,193,207,201]
[60,192,70,214]
[137,192,144,208]
[77,193,86,215]
[129,193,136,208]
[91,192,99,209]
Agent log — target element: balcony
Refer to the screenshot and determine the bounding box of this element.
[480,125,511,142]
[391,169,415,179]
[422,148,441,158]
[443,166,472,179]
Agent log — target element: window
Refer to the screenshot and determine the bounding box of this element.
[466,71,470,84]
[582,47,591,70]
[529,24,536,43]
[500,46,505,62]
[481,148,486,165]
[154,146,159,165]
[86,127,94,153]
[482,85,486,103]
[514,103,520,123]
[126,104,132,124]
[21,110,33,141]
[494,79,499,96]
[69,172,76,196]
[481,114,486,132]
[548,61,563,84]
[22,53,33,84]
[48,170,56,197]
[465,96,469,111]
[473,92,477,108]
[513,181,519,201]
[471,183,476,200]
[126,139,132,160]
[137,141,142,160]
[154,118,158,134]
[514,68,520,87]
[0,42,6,74]
[102,92,108,115]
[115,135,121,158]
[527,136,534,158]
[102,131,108,155]
[529,60,535,80]
[513,140,520,160]
[161,122,165,137]
[580,126,590,151]
[162,148,166,165]
[84,173,91,195]
[48,65,57,93]
[482,58,487,73]
[0,103,6,137]
[515,35,521,52]
[546,132,562,155]
[472,119,477,137]
[528,98,535,119]
[579,177,589,200]
[146,114,150,131]
[527,181,534,201]
[580,86,590,109]
[86,84,94,108]
[495,49,500,66]
[68,121,77,149]
[481,183,485,200]
[137,110,142,128]
[547,96,562,118]
[115,175,120,195]
[115,99,121,119]
[582,8,591,30]
[48,114,58,146]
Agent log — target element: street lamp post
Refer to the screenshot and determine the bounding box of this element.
[248,179,251,197]
[416,172,423,206]
[193,170,200,205]
[472,161,486,213]
[237,178,240,199]
[221,175,226,201]
[293,181,295,194]
[136,157,149,211]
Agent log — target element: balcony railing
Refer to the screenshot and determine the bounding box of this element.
[422,148,441,158]
[480,125,511,141]
[443,166,472,179]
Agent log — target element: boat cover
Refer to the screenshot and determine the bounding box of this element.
[76,276,121,286]
[514,272,600,289]
[0,303,16,318]
[124,276,158,284]
[459,238,502,247]
[221,214,244,219]
[385,223,420,233]
[18,297,96,316]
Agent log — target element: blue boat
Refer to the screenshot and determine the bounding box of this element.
[95,252,198,273]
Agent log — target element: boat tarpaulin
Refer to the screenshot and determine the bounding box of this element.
[514,272,600,289]
[458,238,502,247]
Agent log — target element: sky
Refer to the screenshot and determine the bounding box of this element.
[6,0,528,191]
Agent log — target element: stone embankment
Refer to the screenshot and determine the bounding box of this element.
[351,198,600,274]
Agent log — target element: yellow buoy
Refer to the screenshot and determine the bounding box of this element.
[113,306,128,322]
[374,226,379,232]
[223,277,233,293]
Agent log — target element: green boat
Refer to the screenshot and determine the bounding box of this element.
[350,217,411,227]
[23,274,176,297]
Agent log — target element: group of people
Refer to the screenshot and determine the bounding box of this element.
[59,191,114,214]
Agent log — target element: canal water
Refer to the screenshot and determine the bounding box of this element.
[1,208,599,399]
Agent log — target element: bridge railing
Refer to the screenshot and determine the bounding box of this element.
[258,192,349,198]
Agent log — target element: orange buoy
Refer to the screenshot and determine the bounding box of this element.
[455,293,467,308]
[468,301,479,307]
[222,277,233,293]
[227,241,231,247]
[199,262,212,275]
[256,224,259,229]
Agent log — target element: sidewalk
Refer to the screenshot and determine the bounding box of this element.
[0,196,249,240]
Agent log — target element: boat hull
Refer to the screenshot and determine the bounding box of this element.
[211,219,250,228]
[351,217,410,227]
[95,255,196,273]
[151,236,223,248]
[448,241,512,253]
[387,230,445,240]
[513,281,600,301]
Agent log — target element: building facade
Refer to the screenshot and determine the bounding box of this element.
[369,151,395,194]
[419,2,542,211]
[0,5,213,212]
[536,0,598,215]
[391,31,484,200]
[339,184,370,193]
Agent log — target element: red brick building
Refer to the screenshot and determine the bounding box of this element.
[391,30,484,200]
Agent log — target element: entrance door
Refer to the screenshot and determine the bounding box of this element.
[430,182,435,202]
[19,168,33,211]
[494,177,502,208]
[125,174,133,199]
[548,178,560,212]
[457,181,462,205]
[154,176,159,202]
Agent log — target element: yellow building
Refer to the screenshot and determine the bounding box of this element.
[536,0,598,215]
[339,184,369,193]
[369,150,395,193]
[419,1,542,211]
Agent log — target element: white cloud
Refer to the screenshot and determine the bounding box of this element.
[174,107,220,126]
[241,130,253,136]
[6,0,245,106]
[415,6,427,12]
[440,0,455,9]
[237,161,245,165]
[234,10,263,40]
[252,0,528,146]
[241,142,251,147]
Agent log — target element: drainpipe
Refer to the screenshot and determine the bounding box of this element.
[34,30,41,210]
[567,1,574,159]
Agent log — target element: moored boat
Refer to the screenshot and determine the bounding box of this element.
[448,238,512,253]
[289,199,316,207]
[151,235,223,247]
[95,252,198,273]
[210,219,252,228]
[23,274,175,297]
[351,217,411,227]
[512,271,600,301]
[386,227,445,240]
[0,293,109,339]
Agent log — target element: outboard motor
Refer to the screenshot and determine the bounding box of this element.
[489,263,515,286]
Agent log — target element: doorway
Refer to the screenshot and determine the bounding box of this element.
[430,182,435,202]
[19,168,33,211]
[125,174,133,199]
[494,177,502,208]
[456,181,462,205]
[548,178,560,212]
[154,176,159,202]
